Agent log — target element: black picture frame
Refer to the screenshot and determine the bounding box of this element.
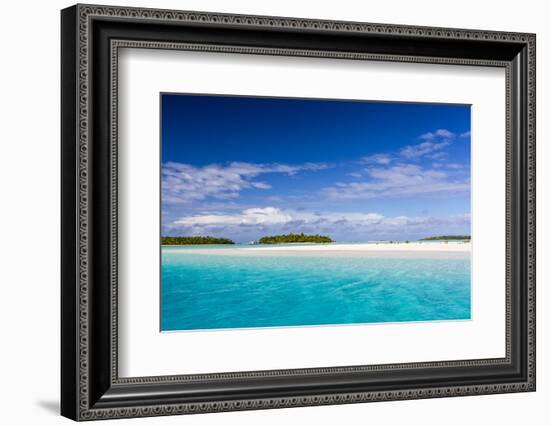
[61,4,536,421]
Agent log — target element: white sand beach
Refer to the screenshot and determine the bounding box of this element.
[244,242,470,252]
[163,242,471,258]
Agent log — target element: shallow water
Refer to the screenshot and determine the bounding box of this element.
[161,245,471,331]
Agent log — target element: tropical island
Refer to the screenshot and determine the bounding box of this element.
[420,235,471,241]
[258,233,334,244]
[161,236,234,245]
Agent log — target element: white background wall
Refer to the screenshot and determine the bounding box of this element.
[0,0,546,424]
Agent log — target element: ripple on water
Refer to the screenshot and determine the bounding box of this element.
[161,250,471,331]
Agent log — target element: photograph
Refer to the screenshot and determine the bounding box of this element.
[160,94,472,331]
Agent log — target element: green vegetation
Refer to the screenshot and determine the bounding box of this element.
[420,235,471,241]
[161,236,234,245]
[258,233,334,244]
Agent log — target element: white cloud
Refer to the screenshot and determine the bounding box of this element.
[420,129,455,140]
[425,151,448,160]
[361,153,393,165]
[162,161,328,203]
[450,213,471,225]
[175,207,292,227]
[447,163,465,170]
[350,128,462,180]
[323,163,469,200]
[433,162,466,170]
[400,140,450,158]
[399,129,455,159]
[175,207,385,228]
[330,128,468,200]
[251,182,272,189]
[171,207,470,240]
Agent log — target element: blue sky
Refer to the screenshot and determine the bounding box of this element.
[161,94,471,242]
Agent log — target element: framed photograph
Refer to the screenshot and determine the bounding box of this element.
[61,4,536,421]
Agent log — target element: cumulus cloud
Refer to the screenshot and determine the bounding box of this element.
[162,161,329,204]
[170,206,471,241]
[323,163,469,200]
[175,207,384,228]
[175,207,292,227]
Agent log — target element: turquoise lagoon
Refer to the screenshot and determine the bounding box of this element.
[161,244,471,331]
